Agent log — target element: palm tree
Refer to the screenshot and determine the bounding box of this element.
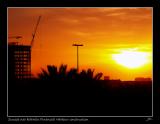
[79,69,103,80]
[94,72,103,80]
[38,65,103,81]
[38,68,50,80]
[67,68,78,80]
[38,65,58,80]
[58,64,67,80]
[47,65,58,80]
[38,64,69,80]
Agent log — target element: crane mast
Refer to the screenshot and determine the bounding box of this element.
[30,16,41,48]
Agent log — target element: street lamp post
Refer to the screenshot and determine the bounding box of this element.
[72,44,83,72]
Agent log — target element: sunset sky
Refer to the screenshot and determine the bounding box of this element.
[8,8,152,81]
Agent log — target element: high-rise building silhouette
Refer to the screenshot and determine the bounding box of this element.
[8,43,31,79]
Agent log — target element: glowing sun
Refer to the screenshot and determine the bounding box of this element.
[112,50,148,69]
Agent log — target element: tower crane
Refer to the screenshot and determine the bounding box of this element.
[8,36,22,39]
[30,16,42,49]
[8,36,22,45]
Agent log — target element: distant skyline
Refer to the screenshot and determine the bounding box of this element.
[8,7,152,81]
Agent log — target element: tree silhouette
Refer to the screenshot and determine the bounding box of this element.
[58,64,67,80]
[38,64,103,81]
[38,64,71,80]
[79,69,103,80]
[38,65,58,80]
[94,72,103,80]
[67,68,78,80]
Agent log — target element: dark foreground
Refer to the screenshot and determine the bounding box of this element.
[8,79,152,116]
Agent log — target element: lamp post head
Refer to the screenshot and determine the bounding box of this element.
[72,44,83,46]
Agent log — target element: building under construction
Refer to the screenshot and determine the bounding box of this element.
[8,42,31,79]
[8,16,42,80]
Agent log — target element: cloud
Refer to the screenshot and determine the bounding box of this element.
[70,31,91,37]
[9,8,152,45]
[107,12,126,16]
[8,8,52,17]
[58,17,80,24]
[83,16,101,21]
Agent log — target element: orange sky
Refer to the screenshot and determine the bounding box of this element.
[8,8,152,81]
